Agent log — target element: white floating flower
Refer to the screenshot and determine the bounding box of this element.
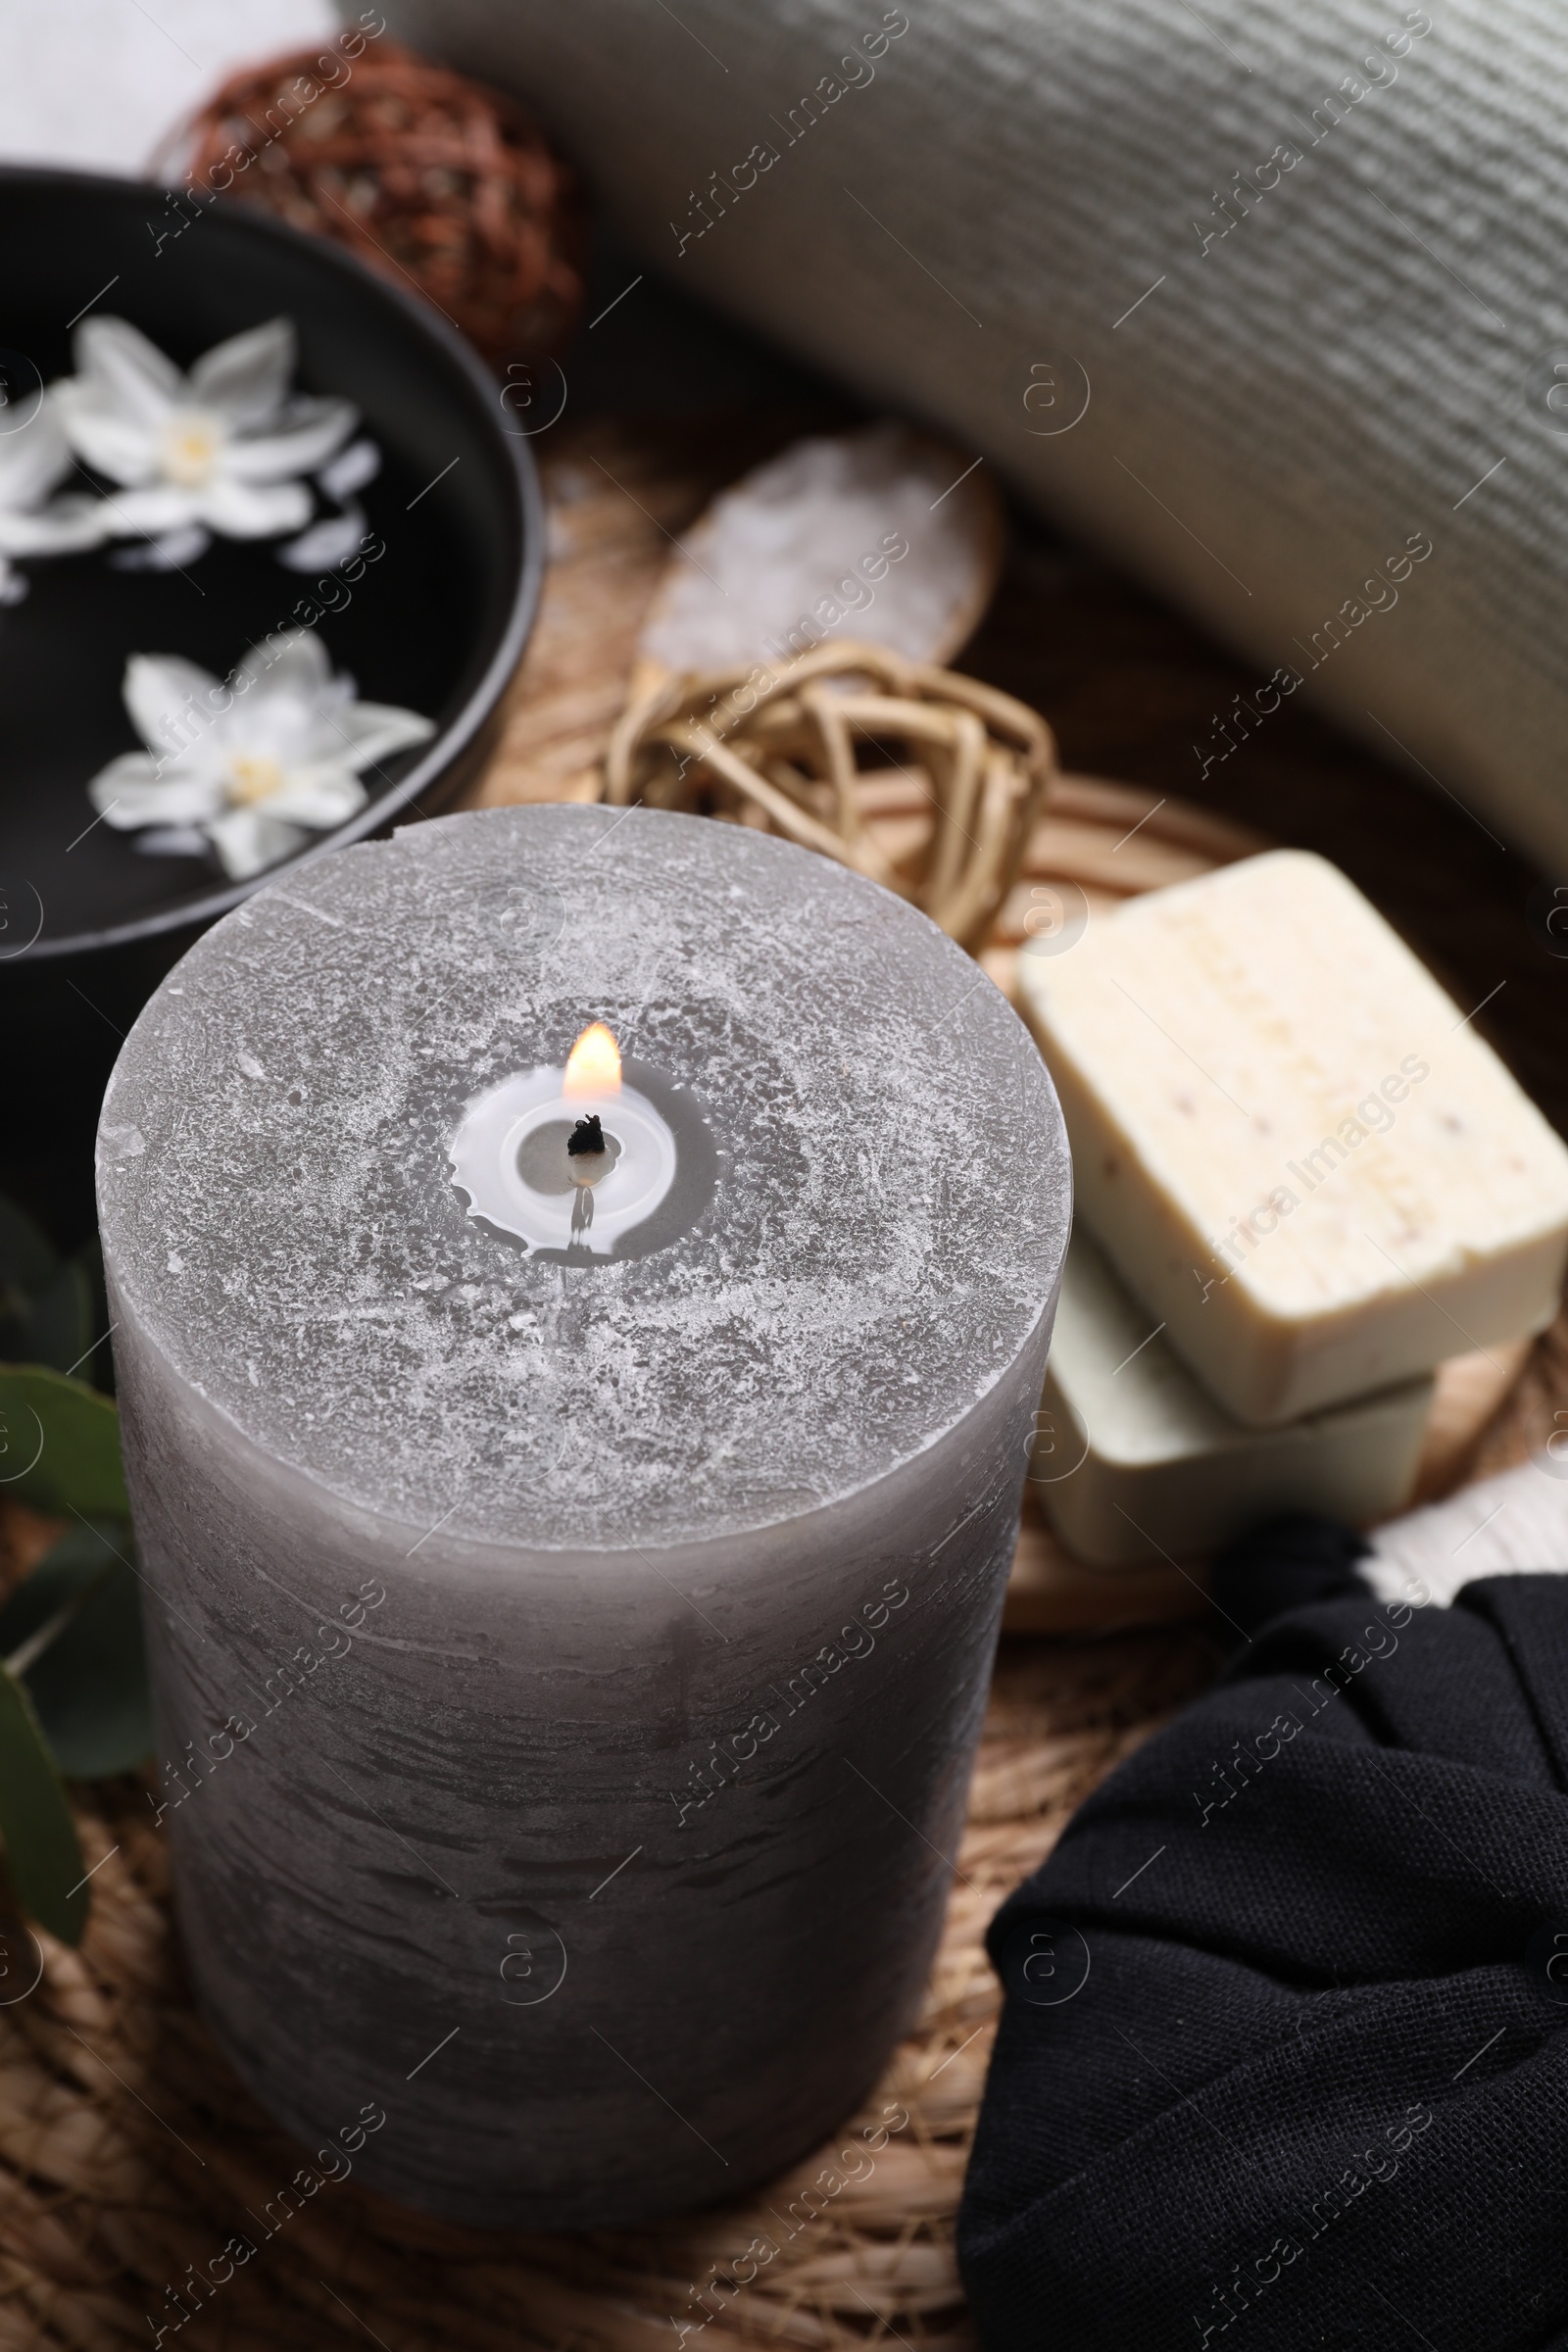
[54,317,357,543]
[86,630,434,881]
[276,435,382,573]
[0,392,108,598]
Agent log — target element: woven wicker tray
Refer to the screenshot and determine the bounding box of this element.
[0,408,1559,2351]
[472,411,1544,1640]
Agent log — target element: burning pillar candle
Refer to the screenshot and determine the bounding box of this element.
[95,805,1070,2228]
[449,1017,710,1257]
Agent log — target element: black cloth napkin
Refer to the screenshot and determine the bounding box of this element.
[957,1516,1568,2350]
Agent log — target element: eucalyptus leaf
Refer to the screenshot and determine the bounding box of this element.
[0,1524,152,1778]
[0,1667,87,1944]
[0,1366,127,1518]
[0,1198,55,1300]
[0,1198,115,1392]
[20,1260,93,1380]
[0,1198,58,1363]
[71,1236,115,1396]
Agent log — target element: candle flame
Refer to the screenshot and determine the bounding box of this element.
[564,1022,621,1098]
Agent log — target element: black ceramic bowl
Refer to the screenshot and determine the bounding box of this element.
[0,167,542,1229]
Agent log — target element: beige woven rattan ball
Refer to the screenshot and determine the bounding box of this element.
[601,641,1058,955]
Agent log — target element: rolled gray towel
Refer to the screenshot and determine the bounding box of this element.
[372,0,1568,866]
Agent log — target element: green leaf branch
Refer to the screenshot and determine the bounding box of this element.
[0,1192,151,1945]
[0,1365,127,1517]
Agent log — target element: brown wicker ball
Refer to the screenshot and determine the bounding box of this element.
[162,41,585,367]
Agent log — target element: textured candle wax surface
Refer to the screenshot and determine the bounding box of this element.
[97,806,1069,2227]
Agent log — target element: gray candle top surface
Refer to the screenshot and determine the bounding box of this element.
[97,808,1070,1550]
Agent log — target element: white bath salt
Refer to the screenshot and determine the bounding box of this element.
[1035,1229,1433,1566]
[1018,849,1568,1426]
[637,421,1001,676]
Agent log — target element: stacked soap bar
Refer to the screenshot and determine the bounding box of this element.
[1019,849,1568,1559]
[1038,1229,1433,1565]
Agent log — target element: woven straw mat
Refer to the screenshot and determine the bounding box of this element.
[0,407,1560,2351]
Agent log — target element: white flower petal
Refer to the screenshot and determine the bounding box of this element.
[274,505,366,573]
[0,497,105,556]
[197,474,311,538]
[97,482,204,535]
[231,629,332,702]
[123,654,225,760]
[72,318,182,425]
[256,765,368,827]
[49,396,160,487]
[106,522,213,572]
[88,755,225,826]
[318,437,380,502]
[205,807,308,880]
[188,318,296,427]
[318,701,436,773]
[224,399,358,484]
[38,489,103,523]
[0,398,74,510]
[87,752,159,806]
[233,708,320,768]
[221,634,337,766]
[133,825,211,859]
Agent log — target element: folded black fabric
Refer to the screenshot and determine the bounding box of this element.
[958,1518,1568,2350]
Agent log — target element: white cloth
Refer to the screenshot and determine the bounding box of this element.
[1365,1457,1568,1607]
[375,0,1568,868]
[0,2,334,178]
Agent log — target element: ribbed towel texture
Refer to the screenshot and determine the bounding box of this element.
[380,0,1568,866]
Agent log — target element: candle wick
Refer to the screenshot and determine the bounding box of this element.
[567,1114,605,1156]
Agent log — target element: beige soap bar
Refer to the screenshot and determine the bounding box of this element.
[1018,850,1568,1425]
[1034,1230,1433,1565]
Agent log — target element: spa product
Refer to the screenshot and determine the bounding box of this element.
[635,422,1002,678]
[1035,1230,1433,1565]
[95,803,1069,2230]
[1364,1455,1568,1609]
[1018,849,1568,1425]
[377,0,1568,885]
[960,1523,1568,2351]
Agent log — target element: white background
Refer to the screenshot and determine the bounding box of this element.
[0,1,335,177]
